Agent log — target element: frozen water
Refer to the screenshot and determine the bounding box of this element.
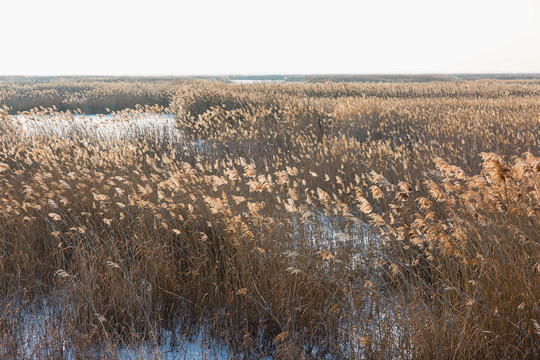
[10,113,181,141]
[17,300,231,360]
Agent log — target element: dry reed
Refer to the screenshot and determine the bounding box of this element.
[0,79,538,359]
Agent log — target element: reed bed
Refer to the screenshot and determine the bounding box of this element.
[0,78,179,114]
[0,80,538,359]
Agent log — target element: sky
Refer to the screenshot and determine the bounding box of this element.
[1,0,539,76]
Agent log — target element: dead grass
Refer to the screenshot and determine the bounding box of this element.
[0,78,179,114]
[0,80,538,359]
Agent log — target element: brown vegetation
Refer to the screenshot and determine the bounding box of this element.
[0,80,538,359]
[0,77,178,114]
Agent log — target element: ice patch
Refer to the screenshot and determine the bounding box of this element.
[10,113,181,141]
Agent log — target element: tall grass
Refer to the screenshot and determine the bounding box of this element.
[0,80,538,359]
[0,78,180,114]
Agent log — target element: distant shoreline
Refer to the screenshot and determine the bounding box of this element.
[2,73,540,84]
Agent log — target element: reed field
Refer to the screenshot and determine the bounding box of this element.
[0,78,539,359]
[0,77,178,114]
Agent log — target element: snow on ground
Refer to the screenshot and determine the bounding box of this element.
[11,113,181,141]
[7,112,215,154]
[17,301,231,359]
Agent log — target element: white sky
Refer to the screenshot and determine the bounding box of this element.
[1,0,539,76]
